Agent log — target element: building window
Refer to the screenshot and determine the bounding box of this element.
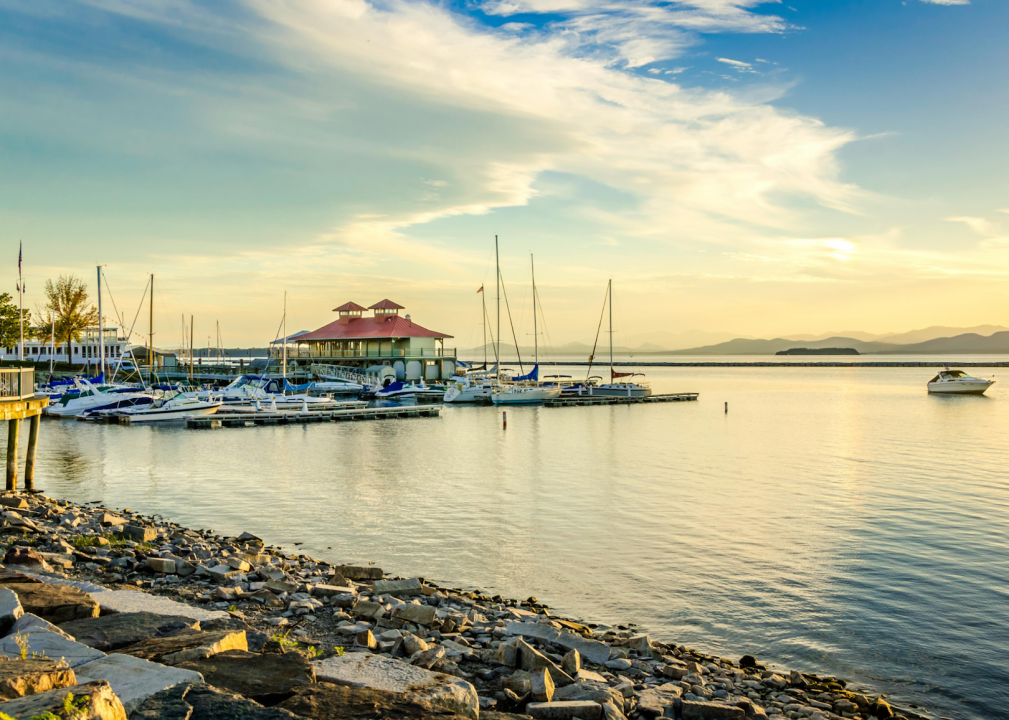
[74,347,79,355]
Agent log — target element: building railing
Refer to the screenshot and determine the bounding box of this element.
[0,368,35,401]
[285,348,457,359]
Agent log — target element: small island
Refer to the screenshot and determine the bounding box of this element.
[776,347,860,355]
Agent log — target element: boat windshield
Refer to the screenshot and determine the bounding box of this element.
[940,370,968,379]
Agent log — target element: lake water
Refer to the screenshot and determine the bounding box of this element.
[15,360,1009,720]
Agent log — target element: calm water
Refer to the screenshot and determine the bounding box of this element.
[12,363,1009,720]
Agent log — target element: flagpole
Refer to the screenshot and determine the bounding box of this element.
[18,241,23,362]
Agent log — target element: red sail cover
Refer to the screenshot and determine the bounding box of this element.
[611,369,638,379]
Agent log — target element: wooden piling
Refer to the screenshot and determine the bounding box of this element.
[24,414,40,492]
[6,419,19,491]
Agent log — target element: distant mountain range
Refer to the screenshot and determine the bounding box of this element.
[464,325,1009,357]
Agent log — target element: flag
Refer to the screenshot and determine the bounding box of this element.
[18,240,21,277]
[477,285,483,293]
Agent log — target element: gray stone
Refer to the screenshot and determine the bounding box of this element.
[310,584,355,598]
[60,612,201,651]
[132,681,300,719]
[526,700,603,720]
[411,645,446,669]
[517,640,574,686]
[75,653,204,714]
[531,667,555,703]
[504,622,611,665]
[313,651,478,718]
[0,630,106,667]
[0,658,77,700]
[1,582,99,624]
[331,593,359,609]
[372,578,423,597]
[117,629,247,665]
[334,565,384,581]
[402,633,429,655]
[90,589,227,621]
[210,564,244,583]
[177,649,316,705]
[266,578,300,594]
[10,612,74,640]
[101,513,127,527]
[145,557,176,573]
[552,680,623,708]
[353,600,386,620]
[680,700,745,719]
[123,525,157,542]
[495,640,519,667]
[0,679,127,720]
[605,658,632,671]
[0,587,24,633]
[561,649,580,676]
[391,603,437,626]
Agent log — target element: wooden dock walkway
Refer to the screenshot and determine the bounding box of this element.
[544,393,698,407]
[186,404,442,428]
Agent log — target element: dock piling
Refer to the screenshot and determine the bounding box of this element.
[502,411,507,429]
[24,414,39,491]
[5,419,19,491]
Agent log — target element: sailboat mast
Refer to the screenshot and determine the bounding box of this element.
[49,320,54,376]
[189,315,194,383]
[482,285,487,369]
[97,266,105,380]
[531,254,538,367]
[608,278,613,371]
[149,273,154,382]
[495,235,501,373]
[282,291,287,391]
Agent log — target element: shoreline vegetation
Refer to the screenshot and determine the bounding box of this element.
[0,492,931,720]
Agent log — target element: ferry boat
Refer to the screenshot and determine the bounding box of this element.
[927,367,995,395]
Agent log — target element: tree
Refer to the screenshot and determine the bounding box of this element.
[38,275,97,362]
[0,292,31,352]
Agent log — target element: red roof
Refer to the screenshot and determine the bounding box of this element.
[333,301,366,312]
[369,299,405,311]
[299,315,453,341]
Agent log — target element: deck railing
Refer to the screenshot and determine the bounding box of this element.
[0,368,35,401]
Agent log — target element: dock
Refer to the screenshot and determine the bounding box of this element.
[544,392,698,407]
[186,404,441,428]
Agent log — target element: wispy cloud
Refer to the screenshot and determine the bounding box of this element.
[946,216,995,236]
[918,0,969,5]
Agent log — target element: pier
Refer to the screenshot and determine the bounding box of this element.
[0,368,48,491]
[544,392,698,407]
[183,404,442,428]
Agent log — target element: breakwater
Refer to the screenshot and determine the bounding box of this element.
[0,492,929,720]
[469,360,1009,368]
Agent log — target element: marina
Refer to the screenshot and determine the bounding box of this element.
[182,404,442,428]
[544,392,699,406]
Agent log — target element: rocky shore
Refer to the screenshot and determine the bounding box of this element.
[0,492,930,720]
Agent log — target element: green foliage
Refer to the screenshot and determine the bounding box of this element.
[227,604,237,612]
[0,292,31,350]
[37,275,97,360]
[333,646,345,656]
[271,631,299,649]
[305,646,322,658]
[12,632,29,660]
[68,535,103,549]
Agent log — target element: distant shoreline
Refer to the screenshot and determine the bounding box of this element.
[466,360,1009,368]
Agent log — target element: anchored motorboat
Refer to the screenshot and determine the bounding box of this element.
[374,381,446,401]
[120,392,224,423]
[927,366,994,395]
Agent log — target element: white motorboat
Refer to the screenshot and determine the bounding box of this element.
[927,367,994,395]
[121,392,223,423]
[444,376,496,403]
[46,379,153,417]
[374,381,446,401]
[491,384,561,405]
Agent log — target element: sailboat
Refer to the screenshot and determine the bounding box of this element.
[491,254,561,405]
[445,280,498,404]
[583,279,651,398]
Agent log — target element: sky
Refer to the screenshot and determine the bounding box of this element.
[1,0,1007,350]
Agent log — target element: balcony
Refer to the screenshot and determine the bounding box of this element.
[285,347,457,360]
[0,368,36,401]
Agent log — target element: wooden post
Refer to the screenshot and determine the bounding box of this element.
[6,419,19,491]
[24,414,40,492]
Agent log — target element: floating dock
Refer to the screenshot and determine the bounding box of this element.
[544,392,698,407]
[186,404,441,428]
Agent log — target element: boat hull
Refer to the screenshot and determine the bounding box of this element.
[585,384,652,398]
[444,384,494,403]
[491,387,562,404]
[927,381,993,395]
[125,402,223,423]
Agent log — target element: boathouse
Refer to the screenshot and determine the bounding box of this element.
[291,300,456,381]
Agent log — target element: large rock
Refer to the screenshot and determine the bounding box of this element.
[11,612,74,640]
[177,649,315,705]
[90,590,227,621]
[312,652,478,719]
[372,578,423,597]
[122,525,156,542]
[0,587,24,634]
[0,582,99,624]
[391,603,437,626]
[0,679,127,720]
[0,631,106,668]
[526,701,603,720]
[277,682,481,720]
[680,700,745,719]
[504,623,611,665]
[117,630,247,665]
[131,681,300,719]
[61,612,201,651]
[333,565,383,581]
[75,653,204,714]
[0,657,77,699]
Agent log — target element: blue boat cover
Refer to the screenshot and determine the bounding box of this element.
[511,365,538,382]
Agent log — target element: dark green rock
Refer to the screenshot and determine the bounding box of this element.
[60,611,200,651]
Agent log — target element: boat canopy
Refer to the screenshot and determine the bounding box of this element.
[512,365,539,382]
